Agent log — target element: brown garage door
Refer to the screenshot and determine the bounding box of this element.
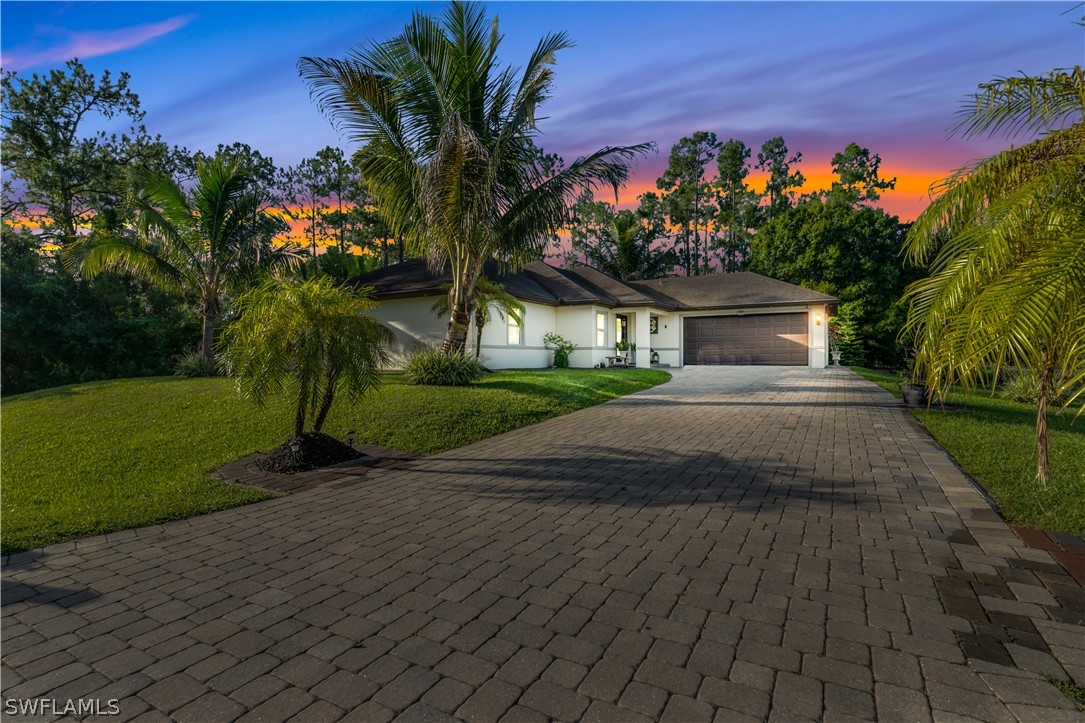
[684,313,808,365]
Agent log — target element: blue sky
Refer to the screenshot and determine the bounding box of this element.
[2,1,1080,218]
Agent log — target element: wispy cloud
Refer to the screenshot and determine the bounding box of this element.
[1,15,195,71]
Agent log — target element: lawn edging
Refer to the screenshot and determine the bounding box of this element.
[849,366,1084,538]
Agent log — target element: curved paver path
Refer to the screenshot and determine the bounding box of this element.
[3,367,1083,722]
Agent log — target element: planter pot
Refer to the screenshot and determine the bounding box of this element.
[831,352,842,365]
[900,382,929,407]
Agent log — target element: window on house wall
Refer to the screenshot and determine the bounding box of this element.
[507,314,523,345]
[595,312,607,347]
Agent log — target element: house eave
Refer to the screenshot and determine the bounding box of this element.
[675,298,838,312]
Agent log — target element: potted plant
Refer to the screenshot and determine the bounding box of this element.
[899,352,929,407]
[828,319,842,365]
[616,340,630,359]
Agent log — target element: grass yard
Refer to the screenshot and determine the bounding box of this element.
[851,367,1085,537]
[1,368,670,553]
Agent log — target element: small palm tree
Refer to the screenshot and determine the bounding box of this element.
[902,65,1085,487]
[581,210,678,281]
[432,278,525,359]
[299,2,651,354]
[223,278,393,437]
[72,158,298,360]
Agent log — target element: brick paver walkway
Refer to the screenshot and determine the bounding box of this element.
[3,367,1084,722]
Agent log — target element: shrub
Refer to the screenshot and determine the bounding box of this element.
[543,332,576,369]
[405,349,484,386]
[174,351,221,378]
[1002,369,1066,406]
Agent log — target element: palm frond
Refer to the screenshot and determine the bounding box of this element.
[957,66,1085,140]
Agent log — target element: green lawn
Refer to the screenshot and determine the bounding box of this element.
[851,367,1085,536]
[1,368,670,553]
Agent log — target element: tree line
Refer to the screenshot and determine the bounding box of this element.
[565,133,898,278]
[0,61,415,394]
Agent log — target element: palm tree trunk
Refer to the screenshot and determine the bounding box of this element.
[199,293,219,361]
[443,304,471,354]
[441,263,477,354]
[474,309,485,360]
[312,371,338,434]
[1035,353,1055,488]
[200,313,215,361]
[294,386,307,438]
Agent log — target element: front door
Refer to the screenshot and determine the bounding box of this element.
[615,314,629,349]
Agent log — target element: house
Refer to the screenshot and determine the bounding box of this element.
[346,260,837,369]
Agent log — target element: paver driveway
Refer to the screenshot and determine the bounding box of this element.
[3,367,1084,722]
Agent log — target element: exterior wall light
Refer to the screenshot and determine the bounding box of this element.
[815,312,823,326]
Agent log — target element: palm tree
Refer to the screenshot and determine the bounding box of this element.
[299,1,652,354]
[432,278,525,359]
[580,210,678,281]
[902,65,1085,487]
[224,278,393,437]
[72,158,298,360]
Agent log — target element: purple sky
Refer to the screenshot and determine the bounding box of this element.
[2,2,1081,219]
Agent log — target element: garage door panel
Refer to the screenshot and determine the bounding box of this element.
[684,313,808,366]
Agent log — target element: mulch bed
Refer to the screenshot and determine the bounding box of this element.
[256,433,362,474]
[212,442,421,495]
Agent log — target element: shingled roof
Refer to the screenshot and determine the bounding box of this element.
[346,260,836,310]
[627,272,836,309]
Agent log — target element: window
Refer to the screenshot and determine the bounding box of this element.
[596,312,607,347]
[507,314,523,345]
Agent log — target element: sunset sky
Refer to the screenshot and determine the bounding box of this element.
[2,1,1080,221]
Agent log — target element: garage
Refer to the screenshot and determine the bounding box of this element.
[683,312,808,365]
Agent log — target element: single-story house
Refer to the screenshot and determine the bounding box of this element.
[346,260,837,369]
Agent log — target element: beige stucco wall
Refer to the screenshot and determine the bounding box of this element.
[554,306,607,368]
[649,311,681,367]
[477,301,556,369]
[369,296,446,366]
[371,296,832,370]
[806,303,830,368]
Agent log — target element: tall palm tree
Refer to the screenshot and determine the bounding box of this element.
[581,209,678,281]
[299,1,652,353]
[72,158,298,360]
[902,65,1084,487]
[432,278,525,359]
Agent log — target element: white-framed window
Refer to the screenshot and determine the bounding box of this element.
[596,312,607,347]
[507,314,523,345]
